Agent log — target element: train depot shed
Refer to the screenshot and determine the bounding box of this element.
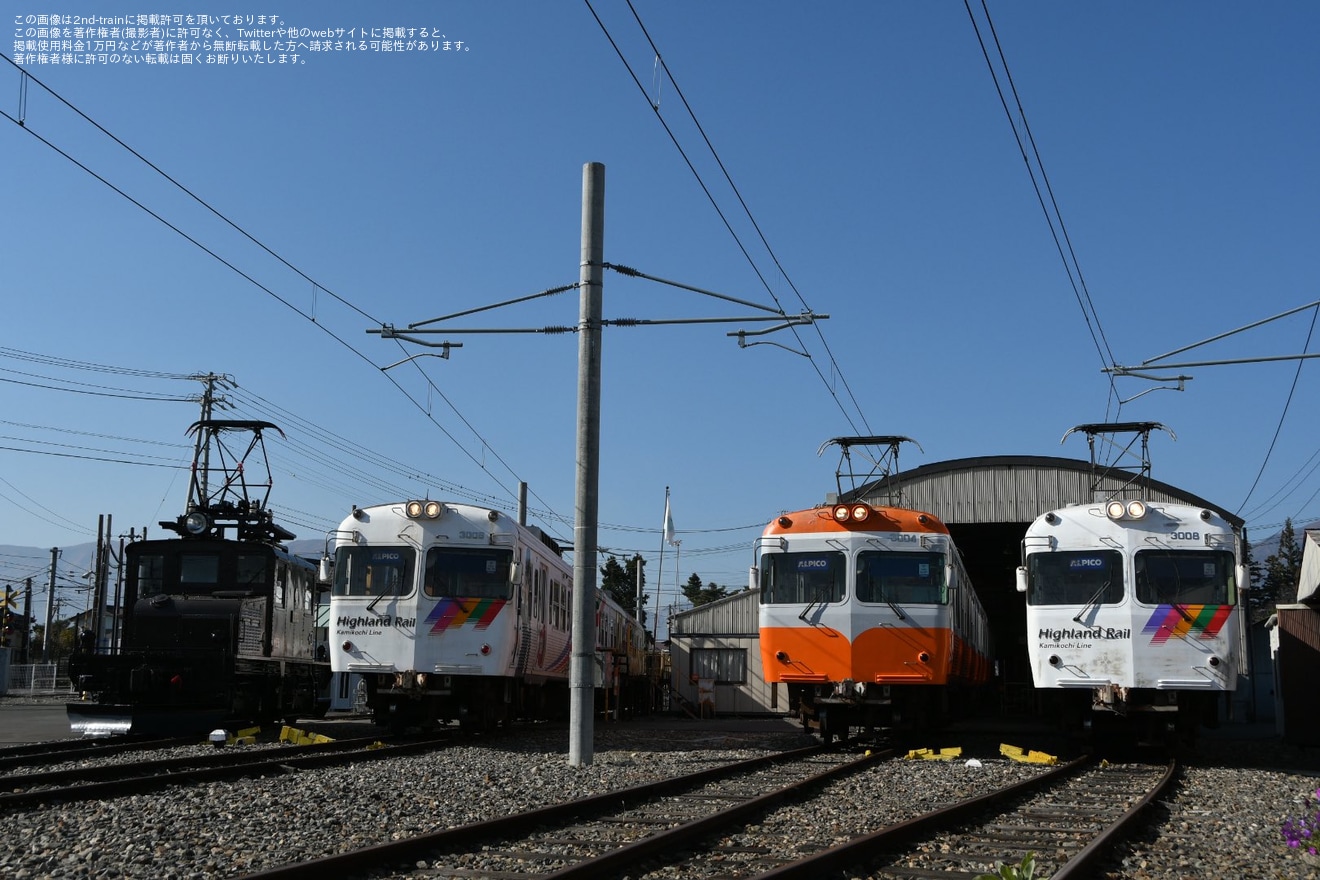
[669,452,1249,720]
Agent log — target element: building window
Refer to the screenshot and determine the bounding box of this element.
[691,647,747,684]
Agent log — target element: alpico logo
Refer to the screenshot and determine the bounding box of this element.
[1039,626,1131,642]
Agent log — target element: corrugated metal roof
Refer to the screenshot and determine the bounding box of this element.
[670,589,758,634]
[839,455,1243,528]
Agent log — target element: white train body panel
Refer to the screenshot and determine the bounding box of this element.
[1021,501,1243,701]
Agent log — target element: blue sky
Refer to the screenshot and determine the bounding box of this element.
[2,2,1318,629]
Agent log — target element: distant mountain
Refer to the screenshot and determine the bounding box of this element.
[0,543,97,584]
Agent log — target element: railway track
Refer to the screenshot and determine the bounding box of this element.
[223,749,1172,880]
[234,742,866,880]
[0,734,451,808]
[741,758,1175,879]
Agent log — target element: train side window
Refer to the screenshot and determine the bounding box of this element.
[1026,551,1123,606]
[759,552,845,605]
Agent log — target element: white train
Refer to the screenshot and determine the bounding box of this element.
[1017,498,1246,747]
[323,500,649,731]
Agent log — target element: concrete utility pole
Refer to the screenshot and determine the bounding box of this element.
[569,161,604,767]
[42,547,58,662]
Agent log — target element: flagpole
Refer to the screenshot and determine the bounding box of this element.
[654,487,668,642]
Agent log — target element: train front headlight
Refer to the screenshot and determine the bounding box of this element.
[1126,500,1147,519]
[833,505,850,522]
[184,511,210,535]
[406,500,424,518]
[1106,501,1126,520]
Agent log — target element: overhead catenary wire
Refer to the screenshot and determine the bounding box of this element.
[1234,303,1318,517]
[0,51,574,541]
[585,0,872,437]
[963,0,1120,420]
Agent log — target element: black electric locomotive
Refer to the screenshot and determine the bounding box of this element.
[68,420,331,737]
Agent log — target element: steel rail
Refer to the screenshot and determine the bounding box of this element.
[0,735,194,772]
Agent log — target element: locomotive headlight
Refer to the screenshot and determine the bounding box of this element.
[833,505,850,522]
[184,511,210,535]
[1126,500,1147,519]
[406,500,424,518]
[423,501,443,518]
[1105,501,1126,520]
[851,504,870,522]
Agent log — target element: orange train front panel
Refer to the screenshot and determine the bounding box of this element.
[761,622,955,685]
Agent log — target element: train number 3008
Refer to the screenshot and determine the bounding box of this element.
[1170,531,1201,541]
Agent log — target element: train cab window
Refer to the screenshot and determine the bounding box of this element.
[759,552,845,605]
[179,554,221,586]
[136,554,166,595]
[333,546,416,598]
[1026,550,1123,606]
[423,547,513,600]
[237,555,268,588]
[1134,550,1236,606]
[856,551,947,605]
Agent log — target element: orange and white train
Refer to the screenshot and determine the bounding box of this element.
[755,501,994,743]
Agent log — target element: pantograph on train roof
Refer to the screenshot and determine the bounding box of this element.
[160,418,294,544]
[818,435,924,506]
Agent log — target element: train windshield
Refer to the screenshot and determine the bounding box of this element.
[132,546,272,597]
[333,546,416,598]
[1026,550,1124,606]
[759,551,846,605]
[423,547,514,600]
[1135,550,1236,605]
[856,551,947,604]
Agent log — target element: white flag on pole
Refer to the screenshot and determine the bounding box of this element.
[663,489,677,546]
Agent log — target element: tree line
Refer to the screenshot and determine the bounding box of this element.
[597,553,737,635]
[1245,517,1309,624]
